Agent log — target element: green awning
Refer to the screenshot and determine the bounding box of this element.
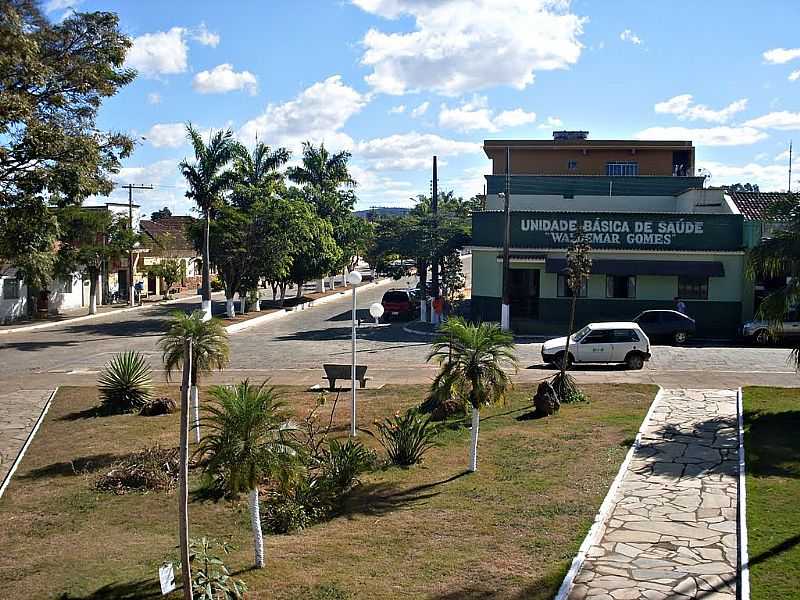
[545,258,725,277]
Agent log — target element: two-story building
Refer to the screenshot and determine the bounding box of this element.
[471,132,754,338]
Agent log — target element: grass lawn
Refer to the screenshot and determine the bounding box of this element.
[743,387,800,600]
[0,382,655,600]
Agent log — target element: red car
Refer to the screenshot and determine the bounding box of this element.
[381,289,419,320]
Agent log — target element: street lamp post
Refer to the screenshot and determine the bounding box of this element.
[347,269,363,437]
[369,302,384,325]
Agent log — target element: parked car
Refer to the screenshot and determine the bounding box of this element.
[632,310,696,345]
[380,288,419,320]
[741,309,800,345]
[541,322,651,370]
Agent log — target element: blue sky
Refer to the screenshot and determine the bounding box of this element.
[48,0,800,217]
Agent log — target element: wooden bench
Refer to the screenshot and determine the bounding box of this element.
[322,363,370,391]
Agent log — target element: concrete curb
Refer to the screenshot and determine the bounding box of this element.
[0,388,57,500]
[554,386,665,600]
[226,278,395,335]
[737,386,751,600]
[0,294,200,336]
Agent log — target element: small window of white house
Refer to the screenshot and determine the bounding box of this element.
[2,278,20,300]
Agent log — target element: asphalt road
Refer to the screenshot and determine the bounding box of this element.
[1,271,799,391]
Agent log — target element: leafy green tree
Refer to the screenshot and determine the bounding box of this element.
[746,194,800,366]
[287,212,341,297]
[428,318,518,472]
[55,208,129,314]
[146,259,185,299]
[0,2,135,297]
[287,142,355,213]
[195,380,301,569]
[150,207,172,221]
[180,125,236,319]
[160,310,231,442]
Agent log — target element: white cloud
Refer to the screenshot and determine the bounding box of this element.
[354,132,480,171]
[538,115,563,129]
[775,149,791,162]
[441,164,490,201]
[654,94,748,124]
[619,29,642,45]
[389,104,406,114]
[743,111,800,130]
[494,108,537,129]
[126,27,188,78]
[44,0,81,13]
[238,75,368,152]
[699,160,795,192]
[762,47,800,64]
[191,22,220,47]
[143,123,187,148]
[352,0,585,96]
[438,96,535,132]
[349,164,415,207]
[635,126,768,146]
[193,64,258,95]
[790,70,800,82]
[147,92,162,105]
[410,101,430,118]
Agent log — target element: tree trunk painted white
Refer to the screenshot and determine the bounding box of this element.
[252,292,261,311]
[88,274,98,315]
[201,299,212,321]
[226,297,235,318]
[249,487,265,568]
[469,406,480,472]
[191,385,200,444]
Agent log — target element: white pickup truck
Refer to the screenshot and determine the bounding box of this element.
[541,322,652,370]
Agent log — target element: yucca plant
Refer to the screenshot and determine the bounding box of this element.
[97,351,153,413]
[371,409,438,466]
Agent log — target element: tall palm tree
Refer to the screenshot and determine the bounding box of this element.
[160,310,230,443]
[180,124,236,320]
[286,141,355,192]
[233,141,290,193]
[427,317,518,472]
[746,193,800,367]
[195,380,300,569]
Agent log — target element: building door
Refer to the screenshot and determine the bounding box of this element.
[509,268,540,319]
[118,270,128,300]
[147,273,157,297]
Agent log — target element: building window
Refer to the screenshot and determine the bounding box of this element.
[678,276,708,300]
[606,161,639,176]
[606,275,636,299]
[2,278,20,300]
[557,274,588,297]
[567,159,578,171]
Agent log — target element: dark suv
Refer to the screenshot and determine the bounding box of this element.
[632,310,696,345]
[381,289,419,320]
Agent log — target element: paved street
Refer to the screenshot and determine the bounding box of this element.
[0,277,798,391]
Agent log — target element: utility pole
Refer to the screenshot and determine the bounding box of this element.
[430,156,439,323]
[789,140,793,194]
[501,146,511,331]
[120,184,153,306]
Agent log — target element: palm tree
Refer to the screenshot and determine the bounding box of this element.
[746,193,800,367]
[233,141,290,193]
[427,317,518,472]
[160,310,230,443]
[180,124,236,321]
[287,141,355,219]
[195,380,300,569]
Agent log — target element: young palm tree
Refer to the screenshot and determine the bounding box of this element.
[746,194,800,367]
[428,317,518,472]
[180,124,236,320]
[195,380,300,568]
[160,310,230,442]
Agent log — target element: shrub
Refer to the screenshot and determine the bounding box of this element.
[210,276,224,292]
[563,389,588,404]
[97,351,152,413]
[139,396,176,416]
[262,490,318,534]
[183,537,247,600]
[550,371,579,403]
[371,409,438,466]
[322,438,377,492]
[95,445,178,494]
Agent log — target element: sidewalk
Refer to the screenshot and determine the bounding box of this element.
[566,389,739,600]
[0,389,54,496]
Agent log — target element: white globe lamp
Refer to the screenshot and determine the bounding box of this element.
[347,270,362,286]
[369,302,384,324]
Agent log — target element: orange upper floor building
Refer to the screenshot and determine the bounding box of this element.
[484,131,695,177]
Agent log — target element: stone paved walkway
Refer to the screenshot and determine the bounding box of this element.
[0,389,53,491]
[568,389,739,600]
